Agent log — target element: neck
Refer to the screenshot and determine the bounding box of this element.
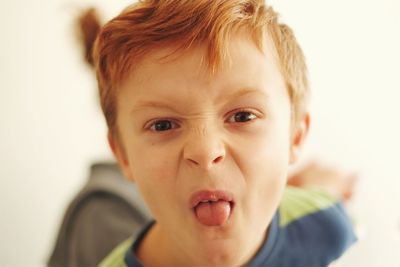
[136,222,269,267]
[137,223,189,267]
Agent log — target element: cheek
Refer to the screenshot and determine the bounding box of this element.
[236,118,291,217]
[238,96,292,175]
[129,136,180,177]
[244,134,289,198]
[238,120,291,179]
[126,141,181,215]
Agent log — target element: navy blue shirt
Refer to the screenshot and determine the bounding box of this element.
[100,187,357,267]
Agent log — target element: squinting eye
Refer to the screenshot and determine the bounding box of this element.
[227,111,257,123]
[150,120,178,131]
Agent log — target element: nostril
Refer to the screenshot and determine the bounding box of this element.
[188,158,199,165]
[213,155,224,164]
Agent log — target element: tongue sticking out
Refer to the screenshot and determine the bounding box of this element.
[194,200,231,226]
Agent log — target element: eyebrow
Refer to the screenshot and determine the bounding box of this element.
[130,100,181,114]
[215,87,268,103]
[130,87,268,114]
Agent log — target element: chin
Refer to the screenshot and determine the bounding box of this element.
[194,238,244,267]
[201,252,241,267]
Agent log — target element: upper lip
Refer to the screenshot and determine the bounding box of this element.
[190,190,234,209]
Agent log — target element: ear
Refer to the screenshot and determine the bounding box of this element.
[289,112,310,164]
[108,132,135,182]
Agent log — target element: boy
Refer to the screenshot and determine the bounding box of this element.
[92,0,356,266]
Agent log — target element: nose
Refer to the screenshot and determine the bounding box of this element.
[183,125,226,169]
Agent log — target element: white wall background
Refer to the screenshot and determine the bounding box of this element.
[0,0,399,266]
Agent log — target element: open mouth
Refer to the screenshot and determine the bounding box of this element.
[190,190,235,226]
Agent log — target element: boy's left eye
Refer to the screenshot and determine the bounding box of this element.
[149,120,179,131]
[227,111,257,123]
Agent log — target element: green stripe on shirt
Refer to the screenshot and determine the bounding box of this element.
[98,238,132,267]
[279,186,338,227]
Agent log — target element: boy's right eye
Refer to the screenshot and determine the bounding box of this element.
[149,120,179,132]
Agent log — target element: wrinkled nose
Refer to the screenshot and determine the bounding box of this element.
[183,126,226,170]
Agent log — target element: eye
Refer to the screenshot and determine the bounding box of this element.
[227,111,257,123]
[149,120,179,132]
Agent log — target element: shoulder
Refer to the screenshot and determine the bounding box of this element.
[279,186,339,227]
[98,221,155,267]
[98,238,133,267]
[278,186,357,264]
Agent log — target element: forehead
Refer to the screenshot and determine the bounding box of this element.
[119,33,285,103]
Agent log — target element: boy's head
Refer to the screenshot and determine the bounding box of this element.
[92,0,310,266]
[93,0,309,139]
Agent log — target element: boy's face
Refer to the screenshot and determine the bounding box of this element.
[111,33,308,266]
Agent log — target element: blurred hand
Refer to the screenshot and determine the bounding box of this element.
[288,161,358,202]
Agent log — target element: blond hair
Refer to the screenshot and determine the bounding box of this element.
[86,0,309,136]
